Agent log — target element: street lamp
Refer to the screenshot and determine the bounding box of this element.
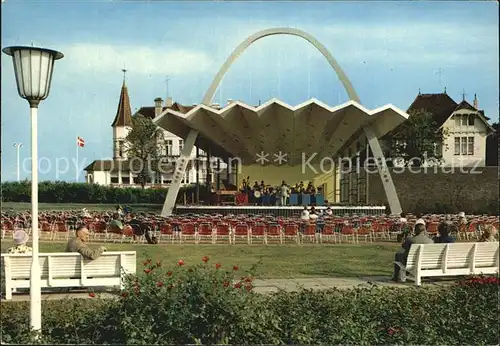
[2,46,63,333]
[13,142,23,182]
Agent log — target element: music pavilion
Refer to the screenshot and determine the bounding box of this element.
[154,98,409,215]
[153,27,410,216]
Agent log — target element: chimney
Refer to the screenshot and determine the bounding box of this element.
[154,97,163,117]
[473,94,478,109]
[165,96,173,107]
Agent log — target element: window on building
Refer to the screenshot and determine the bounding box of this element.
[111,177,118,184]
[461,115,468,126]
[454,115,461,127]
[467,136,474,155]
[118,140,124,157]
[165,139,173,156]
[461,136,467,155]
[454,137,460,155]
[179,139,184,153]
[468,114,475,126]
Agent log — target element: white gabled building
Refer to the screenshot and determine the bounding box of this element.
[383,90,495,167]
[84,79,222,187]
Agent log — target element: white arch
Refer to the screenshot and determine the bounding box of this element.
[161,28,403,216]
[202,27,359,105]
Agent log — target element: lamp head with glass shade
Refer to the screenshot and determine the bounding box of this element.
[2,46,64,108]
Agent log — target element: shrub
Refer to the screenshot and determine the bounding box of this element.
[1,260,498,345]
[110,257,260,344]
[0,299,117,345]
[1,181,208,204]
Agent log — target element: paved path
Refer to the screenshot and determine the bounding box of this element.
[3,276,456,302]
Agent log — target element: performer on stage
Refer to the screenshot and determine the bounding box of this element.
[280,181,290,206]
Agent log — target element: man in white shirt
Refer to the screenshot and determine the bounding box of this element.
[399,212,408,224]
[300,207,310,221]
[415,218,426,228]
[280,182,290,206]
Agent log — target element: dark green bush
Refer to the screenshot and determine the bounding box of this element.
[1,181,208,204]
[1,259,498,345]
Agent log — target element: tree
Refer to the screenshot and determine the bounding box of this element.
[125,116,165,188]
[387,109,447,167]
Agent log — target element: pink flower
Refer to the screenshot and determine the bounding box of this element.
[178,259,185,266]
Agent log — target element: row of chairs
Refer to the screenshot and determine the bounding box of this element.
[2,217,496,245]
[1,219,70,241]
[154,222,374,245]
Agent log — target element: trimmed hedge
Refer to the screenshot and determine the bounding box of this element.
[1,258,498,345]
[1,181,210,204]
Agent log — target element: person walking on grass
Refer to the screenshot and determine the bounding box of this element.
[66,225,106,260]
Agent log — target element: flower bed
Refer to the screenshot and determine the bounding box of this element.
[1,257,498,345]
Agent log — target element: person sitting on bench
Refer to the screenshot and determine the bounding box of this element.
[66,225,106,260]
[7,230,32,254]
[392,223,433,282]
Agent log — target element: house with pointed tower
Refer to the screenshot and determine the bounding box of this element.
[84,75,216,187]
[383,88,495,167]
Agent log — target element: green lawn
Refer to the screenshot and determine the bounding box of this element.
[1,241,398,278]
[1,202,162,213]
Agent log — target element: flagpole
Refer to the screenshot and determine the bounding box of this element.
[76,136,79,182]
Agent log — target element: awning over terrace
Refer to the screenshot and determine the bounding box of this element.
[153,98,409,165]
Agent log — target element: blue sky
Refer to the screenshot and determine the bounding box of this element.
[1,1,498,182]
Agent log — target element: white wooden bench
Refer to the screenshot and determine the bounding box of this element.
[1,251,136,300]
[395,242,499,285]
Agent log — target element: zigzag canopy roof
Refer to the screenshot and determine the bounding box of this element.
[153,98,409,165]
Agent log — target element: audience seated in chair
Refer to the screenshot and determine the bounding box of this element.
[392,223,434,282]
[309,206,318,220]
[479,224,498,242]
[458,211,467,225]
[432,223,455,243]
[300,207,310,221]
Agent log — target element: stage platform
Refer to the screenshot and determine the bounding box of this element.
[174,205,386,217]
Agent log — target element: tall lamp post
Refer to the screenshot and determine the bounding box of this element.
[2,46,63,333]
[13,142,23,182]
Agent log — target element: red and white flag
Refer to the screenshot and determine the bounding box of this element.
[77,136,85,147]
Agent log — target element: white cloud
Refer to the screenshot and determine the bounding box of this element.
[318,23,497,65]
[61,44,215,76]
[210,21,497,67]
